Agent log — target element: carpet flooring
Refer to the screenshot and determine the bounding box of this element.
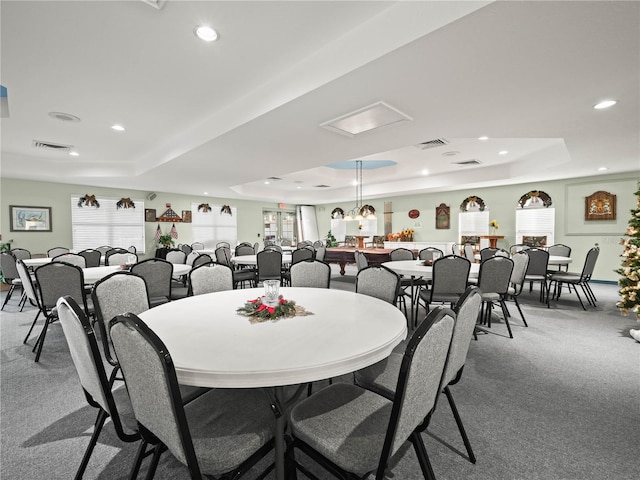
[1,264,638,479]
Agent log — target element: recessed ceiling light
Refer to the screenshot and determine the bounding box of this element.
[69,151,79,156]
[352,180,358,186]
[203,192,208,195]
[111,124,125,131]
[498,150,508,155]
[593,100,617,109]
[422,169,429,175]
[264,181,270,185]
[194,25,218,42]
[597,167,608,171]
[478,136,489,141]
[296,186,302,189]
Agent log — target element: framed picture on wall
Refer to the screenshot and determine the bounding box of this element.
[585,190,616,221]
[145,208,157,222]
[435,203,450,229]
[182,210,192,223]
[9,205,52,232]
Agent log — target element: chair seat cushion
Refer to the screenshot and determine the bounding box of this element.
[550,273,582,283]
[290,383,392,476]
[186,388,275,477]
[525,275,546,281]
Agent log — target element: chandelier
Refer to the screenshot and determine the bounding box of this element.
[344,160,376,221]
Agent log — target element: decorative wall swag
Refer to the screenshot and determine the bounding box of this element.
[116,197,135,209]
[518,190,552,208]
[358,205,376,217]
[78,194,100,208]
[460,196,485,212]
[220,205,232,216]
[198,203,211,213]
[331,207,345,219]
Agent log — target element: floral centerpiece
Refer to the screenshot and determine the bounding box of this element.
[387,228,415,242]
[489,219,499,234]
[237,296,313,323]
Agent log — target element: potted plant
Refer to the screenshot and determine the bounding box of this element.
[158,234,174,248]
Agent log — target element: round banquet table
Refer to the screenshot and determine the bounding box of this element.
[139,287,407,480]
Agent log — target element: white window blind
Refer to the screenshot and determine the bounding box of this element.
[459,211,490,237]
[191,203,237,249]
[515,208,555,246]
[71,196,145,252]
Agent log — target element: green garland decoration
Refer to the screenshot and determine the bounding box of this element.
[236,296,312,323]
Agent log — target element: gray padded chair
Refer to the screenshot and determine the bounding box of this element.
[185,251,200,266]
[104,248,129,265]
[355,265,401,306]
[356,287,483,464]
[52,253,87,268]
[56,296,148,480]
[289,260,331,288]
[214,246,232,266]
[32,262,92,362]
[463,244,476,262]
[548,246,600,310]
[17,259,45,342]
[188,262,234,296]
[216,241,231,249]
[165,250,186,265]
[10,247,31,261]
[191,253,213,268]
[289,308,455,480]
[355,250,369,271]
[191,242,204,251]
[96,246,112,256]
[234,244,254,257]
[477,256,515,338]
[1,252,22,310]
[180,244,193,255]
[79,249,101,267]
[130,258,173,307]
[505,251,530,327]
[47,246,70,257]
[390,247,426,316]
[547,243,572,272]
[315,245,326,262]
[418,247,444,262]
[91,271,151,368]
[283,248,314,285]
[109,313,276,480]
[256,249,282,284]
[524,248,550,303]
[417,255,471,315]
[107,252,137,266]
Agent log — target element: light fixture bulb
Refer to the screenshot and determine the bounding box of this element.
[194,25,218,42]
[111,124,125,131]
[478,136,489,141]
[593,100,616,109]
[498,150,508,155]
[69,151,79,156]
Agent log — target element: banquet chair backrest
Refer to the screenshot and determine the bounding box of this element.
[185,251,200,266]
[130,259,172,305]
[579,246,600,280]
[216,241,231,250]
[356,265,401,305]
[165,250,186,265]
[52,253,86,268]
[510,251,530,292]
[480,248,498,262]
[264,244,283,253]
[383,308,455,463]
[16,259,39,307]
[524,248,549,277]
[56,296,138,440]
[95,246,112,255]
[291,247,314,265]
[36,262,88,314]
[10,248,31,260]
[290,260,331,288]
[256,249,282,282]
[463,244,475,261]
[390,248,414,261]
[188,262,234,296]
[355,250,369,271]
[180,244,192,255]
[441,287,483,387]
[107,253,136,266]
[191,253,213,268]
[430,255,471,301]
[418,247,444,262]
[235,245,254,257]
[478,256,514,296]
[92,271,150,365]
[105,248,129,265]
[451,243,460,256]
[191,242,204,251]
[547,243,571,258]
[315,246,326,262]
[47,246,70,257]
[79,249,101,267]
[214,246,232,267]
[0,252,19,281]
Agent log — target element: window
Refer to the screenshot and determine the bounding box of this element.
[71,196,145,252]
[515,208,555,247]
[458,211,489,244]
[192,203,237,249]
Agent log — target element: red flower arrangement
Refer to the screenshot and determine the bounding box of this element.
[236,296,312,323]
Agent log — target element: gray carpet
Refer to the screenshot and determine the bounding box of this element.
[1,264,638,479]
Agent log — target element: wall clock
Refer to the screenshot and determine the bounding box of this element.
[408,209,420,219]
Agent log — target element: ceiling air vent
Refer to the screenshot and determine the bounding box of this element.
[267,176,282,181]
[314,184,331,188]
[453,159,482,166]
[32,140,73,153]
[416,138,449,150]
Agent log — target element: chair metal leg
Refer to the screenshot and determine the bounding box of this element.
[143,443,164,480]
[128,440,150,480]
[513,297,528,327]
[23,310,42,344]
[444,386,476,464]
[410,431,437,480]
[33,315,53,362]
[1,284,16,310]
[499,300,513,338]
[74,410,107,480]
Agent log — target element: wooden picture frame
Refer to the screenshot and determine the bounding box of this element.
[182,210,192,223]
[145,208,157,222]
[585,191,616,221]
[435,203,450,229]
[9,205,52,232]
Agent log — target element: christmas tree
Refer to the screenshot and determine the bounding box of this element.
[616,184,640,321]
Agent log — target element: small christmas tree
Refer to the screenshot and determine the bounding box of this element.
[616,184,640,320]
